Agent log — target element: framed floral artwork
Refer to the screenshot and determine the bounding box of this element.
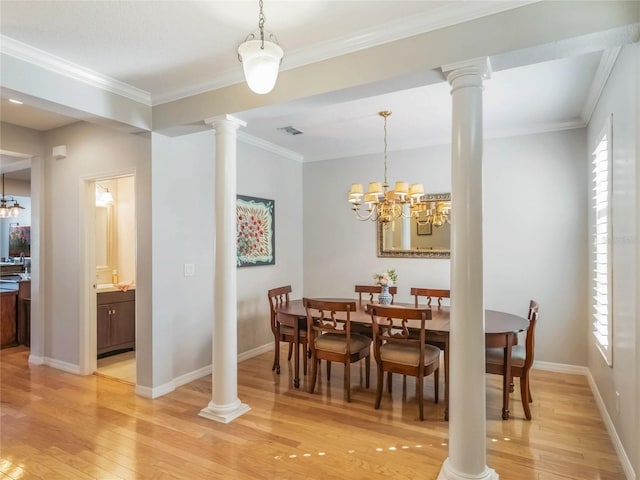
[236,195,275,267]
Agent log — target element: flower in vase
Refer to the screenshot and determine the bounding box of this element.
[373,269,398,286]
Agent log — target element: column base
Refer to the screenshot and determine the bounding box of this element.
[198,399,250,424]
[437,458,498,480]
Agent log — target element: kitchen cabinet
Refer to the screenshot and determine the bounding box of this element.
[97,289,135,357]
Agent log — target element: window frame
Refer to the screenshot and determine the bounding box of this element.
[591,114,613,366]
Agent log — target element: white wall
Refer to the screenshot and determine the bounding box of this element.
[303,128,589,366]
[43,122,151,375]
[150,131,304,385]
[587,43,638,476]
[303,144,452,302]
[151,131,214,384]
[237,142,304,355]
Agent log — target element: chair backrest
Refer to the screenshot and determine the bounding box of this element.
[267,285,292,333]
[366,304,432,366]
[410,288,450,308]
[303,297,357,340]
[523,302,539,371]
[355,285,397,305]
[528,299,539,319]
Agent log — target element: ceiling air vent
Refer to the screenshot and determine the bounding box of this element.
[277,126,304,136]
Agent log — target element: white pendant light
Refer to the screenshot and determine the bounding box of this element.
[238,0,283,95]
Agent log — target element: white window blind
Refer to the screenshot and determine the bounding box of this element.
[592,116,612,366]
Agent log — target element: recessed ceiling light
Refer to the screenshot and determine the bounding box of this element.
[8,99,23,105]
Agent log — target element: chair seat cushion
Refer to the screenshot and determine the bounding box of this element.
[315,333,371,354]
[380,343,440,367]
[486,345,525,368]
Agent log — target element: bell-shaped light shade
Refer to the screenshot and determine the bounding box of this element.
[238,39,284,95]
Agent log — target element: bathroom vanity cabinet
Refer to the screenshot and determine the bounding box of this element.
[97,289,135,357]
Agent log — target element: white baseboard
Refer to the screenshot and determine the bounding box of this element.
[134,346,271,399]
[584,370,636,480]
[35,356,82,374]
[136,381,174,399]
[533,361,635,480]
[238,342,273,363]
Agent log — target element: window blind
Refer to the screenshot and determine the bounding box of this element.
[592,120,612,366]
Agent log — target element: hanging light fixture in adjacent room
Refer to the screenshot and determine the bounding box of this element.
[0,174,24,218]
[237,0,284,95]
[347,111,451,226]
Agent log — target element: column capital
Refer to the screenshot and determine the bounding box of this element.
[204,114,247,130]
[442,57,492,87]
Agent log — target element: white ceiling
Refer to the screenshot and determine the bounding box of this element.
[0,0,625,165]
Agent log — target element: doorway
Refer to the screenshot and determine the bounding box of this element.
[86,174,137,384]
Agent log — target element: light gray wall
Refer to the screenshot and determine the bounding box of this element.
[43,122,152,373]
[587,43,638,475]
[150,131,304,384]
[237,142,304,355]
[303,128,589,367]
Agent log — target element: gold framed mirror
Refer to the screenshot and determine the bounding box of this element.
[377,192,451,259]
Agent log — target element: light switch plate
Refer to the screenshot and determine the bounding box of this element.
[184,263,195,277]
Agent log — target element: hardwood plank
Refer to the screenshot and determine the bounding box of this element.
[0,345,626,479]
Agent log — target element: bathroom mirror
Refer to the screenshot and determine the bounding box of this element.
[96,204,113,273]
[377,193,451,259]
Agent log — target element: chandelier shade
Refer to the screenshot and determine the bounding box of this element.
[0,174,24,218]
[238,0,283,95]
[349,111,426,224]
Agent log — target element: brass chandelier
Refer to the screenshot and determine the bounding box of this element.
[348,111,450,226]
[0,174,24,218]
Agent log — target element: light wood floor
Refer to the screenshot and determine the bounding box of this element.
[96,351,136,384]
[1,345,626,480]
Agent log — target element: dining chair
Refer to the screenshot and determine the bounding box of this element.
[303,298,371,402]
[485,300,539,420]
[353,285,398,338]
[411,287,450,308]
[268,285,307,376]
[366,304,440,421]
[409,287,450,351]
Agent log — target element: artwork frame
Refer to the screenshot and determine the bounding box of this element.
[236,195,275,267]
[416,220,432,236]
[8,225,31,257]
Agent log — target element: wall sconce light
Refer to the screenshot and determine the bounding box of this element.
[96,184,114,206]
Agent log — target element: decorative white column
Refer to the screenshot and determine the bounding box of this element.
[438,58,494,480]
[199,114,250,424]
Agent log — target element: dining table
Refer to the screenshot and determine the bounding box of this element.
[276,298,529,420]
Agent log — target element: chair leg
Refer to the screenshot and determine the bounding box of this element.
[287,342,293,361]
[434,367,439,404]
[528,382,533,403]
[302,343,308,376]
[417,374,424,421]
[309,357,319,394]
[365,356,370,388]
[326,361,332,381]
[520,374,532,420]
[387,371,393,393]
[375,364,384,409]
[345,362,351,402]
[272,339,280,374]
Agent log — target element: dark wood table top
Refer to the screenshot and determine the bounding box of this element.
[276,298,529,335]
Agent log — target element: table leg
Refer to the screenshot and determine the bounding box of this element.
[294,318,300,388]
[444,336,449,421]
[501,334,513,420]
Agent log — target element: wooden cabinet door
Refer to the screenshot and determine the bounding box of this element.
[109,301,135,350]
[97,304,111,352]
[0,293,18,349]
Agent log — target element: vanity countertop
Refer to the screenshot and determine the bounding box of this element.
[97,283,135,293]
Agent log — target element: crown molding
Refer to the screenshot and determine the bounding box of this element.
[237,131,304,162]
[152,1,536,105]
[0,35,151,106]
[581,47,622,124]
